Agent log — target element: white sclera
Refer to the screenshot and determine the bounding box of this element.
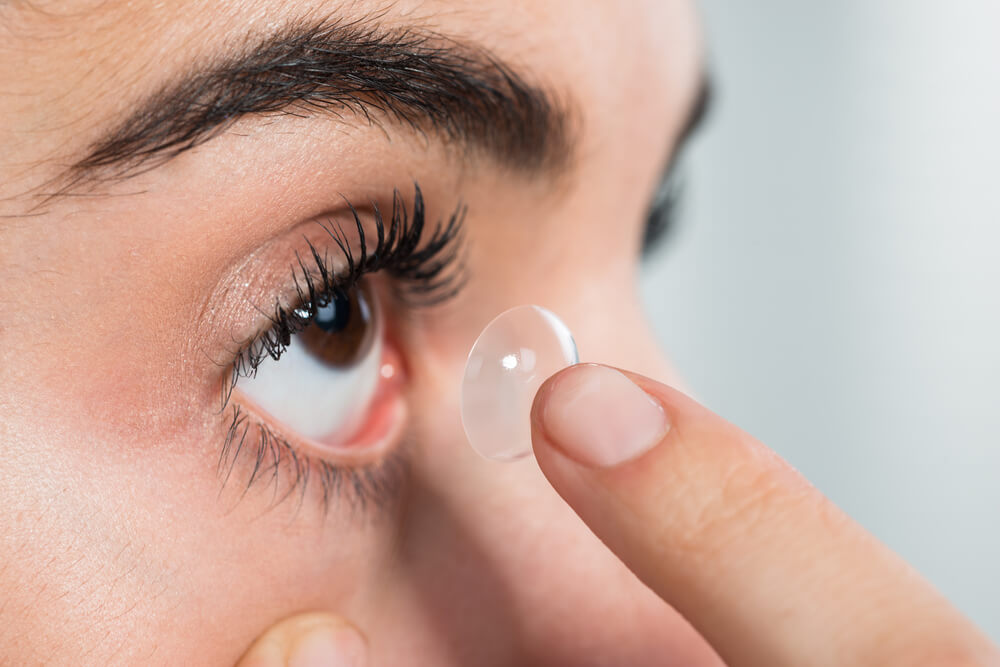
[461,305,579,461]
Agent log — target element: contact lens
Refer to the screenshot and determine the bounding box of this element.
[461,305,579,461]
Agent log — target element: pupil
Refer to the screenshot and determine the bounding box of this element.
[297,283,374,369]
[314,291,351,333]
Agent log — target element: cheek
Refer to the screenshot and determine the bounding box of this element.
[0,437,199,663]
[0,420,402,665]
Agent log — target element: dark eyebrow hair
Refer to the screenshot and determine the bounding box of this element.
[53,16,575,196]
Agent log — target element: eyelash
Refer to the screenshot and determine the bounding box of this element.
[219,404,410,514]
[218,184,465,510]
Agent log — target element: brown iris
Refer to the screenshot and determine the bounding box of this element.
[298,284,375,367]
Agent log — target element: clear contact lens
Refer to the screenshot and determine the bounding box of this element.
[461,305,579,461]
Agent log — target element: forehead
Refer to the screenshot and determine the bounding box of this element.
[5,0,696,67]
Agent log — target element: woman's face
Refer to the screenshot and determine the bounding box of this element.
[0,0,710,664]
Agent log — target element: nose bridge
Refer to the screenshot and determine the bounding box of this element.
[384,288,704,662]
[394,284,665,611]
[397,440,714,665]
[390,452,552,662]
[396,451,577,647]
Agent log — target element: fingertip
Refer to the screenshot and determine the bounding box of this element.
[531,363,671,468]
[287,623,366,667]
[529,362,567,427]
[237,613,367,667]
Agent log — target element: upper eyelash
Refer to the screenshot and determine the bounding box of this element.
[224,183,466,405]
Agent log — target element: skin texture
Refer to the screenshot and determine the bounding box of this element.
[0,0,715,664]
[8,3,994,666]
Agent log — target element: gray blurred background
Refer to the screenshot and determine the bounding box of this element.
[640,0,1000,640]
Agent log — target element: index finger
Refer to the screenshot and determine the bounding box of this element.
[530,363,997,667]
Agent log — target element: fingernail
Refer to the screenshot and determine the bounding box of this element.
[541,364,669,467]
[288,625,366,667]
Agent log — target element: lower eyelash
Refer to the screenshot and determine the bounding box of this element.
[219,404,408,514]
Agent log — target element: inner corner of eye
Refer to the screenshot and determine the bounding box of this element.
[233,282,406,462]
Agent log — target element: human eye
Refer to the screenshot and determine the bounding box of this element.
[218,184,465,509]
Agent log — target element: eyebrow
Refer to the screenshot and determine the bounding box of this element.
[54,16,575,196]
